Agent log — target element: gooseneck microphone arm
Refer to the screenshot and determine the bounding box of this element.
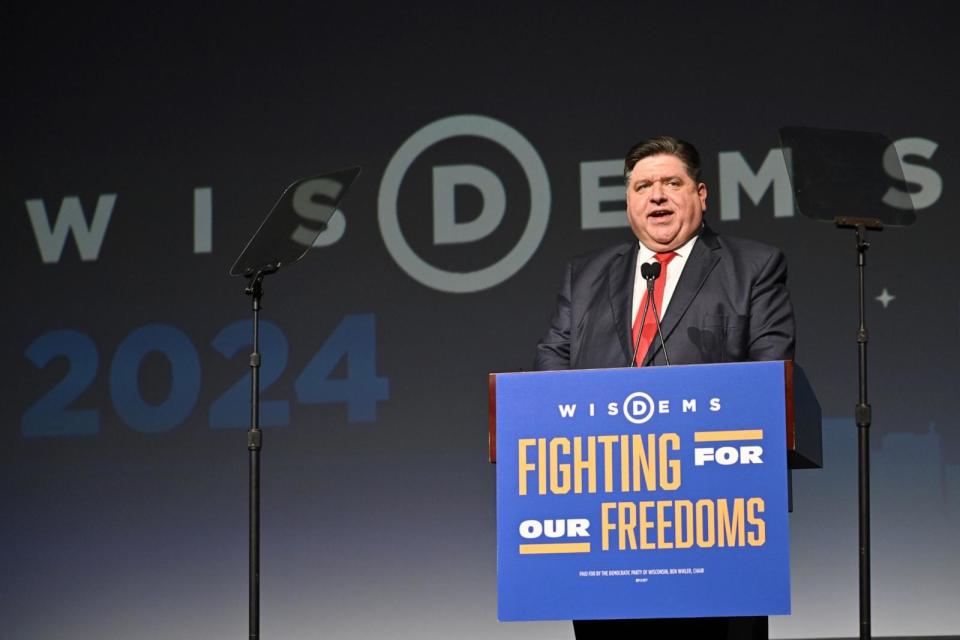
[630,261,661,366]
[647,284,671,367]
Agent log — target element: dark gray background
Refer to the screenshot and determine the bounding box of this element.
[3,3,958,638]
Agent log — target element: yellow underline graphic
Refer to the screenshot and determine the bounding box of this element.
[694,429,763,442]
[519,542,591,554]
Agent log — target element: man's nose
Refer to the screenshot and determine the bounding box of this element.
[649,182,667,202]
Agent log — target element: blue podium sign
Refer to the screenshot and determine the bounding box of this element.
[495,362,790,621]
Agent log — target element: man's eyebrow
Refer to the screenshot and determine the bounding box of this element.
[632,174,684,184]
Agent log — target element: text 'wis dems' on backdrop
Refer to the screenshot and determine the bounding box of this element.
[4,4,959,639]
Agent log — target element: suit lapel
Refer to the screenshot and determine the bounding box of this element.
[607,242,638,365]
[643,227,721,365]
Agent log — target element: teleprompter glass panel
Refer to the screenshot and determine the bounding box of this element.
[230,166,361,277]
[779,126,915,226]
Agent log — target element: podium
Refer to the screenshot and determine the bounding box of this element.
[488,361,821,622]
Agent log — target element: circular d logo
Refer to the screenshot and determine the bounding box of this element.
[378,114,550,293]
[622,392,656,425]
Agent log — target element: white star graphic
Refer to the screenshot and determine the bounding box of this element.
[875,288,896,308]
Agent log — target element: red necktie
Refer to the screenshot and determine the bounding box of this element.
[632,251,677,366]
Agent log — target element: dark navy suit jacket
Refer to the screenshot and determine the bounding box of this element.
[534,225,795,370]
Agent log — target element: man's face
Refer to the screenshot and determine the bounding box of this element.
[626,153,707,251]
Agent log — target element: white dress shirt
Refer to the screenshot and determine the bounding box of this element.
[630,233,700,325]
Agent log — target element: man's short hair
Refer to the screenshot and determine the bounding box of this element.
[624,136,702,184]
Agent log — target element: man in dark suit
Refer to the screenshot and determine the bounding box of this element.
[533,136,795,638]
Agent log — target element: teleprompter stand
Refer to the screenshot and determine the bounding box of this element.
[229,166,361,639]
[779,127,916,640]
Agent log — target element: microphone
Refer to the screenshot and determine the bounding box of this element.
[630,261,672,367]
[630,262,661,366]
[646,267,671,367]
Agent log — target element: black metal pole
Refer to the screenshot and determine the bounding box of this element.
[835,216,881,640]
[855,225,871,640]
[245,273,264,640]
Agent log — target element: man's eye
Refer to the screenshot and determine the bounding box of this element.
[668,179,682,187]
[636,184,650,191]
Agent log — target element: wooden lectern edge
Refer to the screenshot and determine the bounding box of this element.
[784,361,797,457]
[488,373,497,463]
[488,361,821,469]
[789,363,824,470]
